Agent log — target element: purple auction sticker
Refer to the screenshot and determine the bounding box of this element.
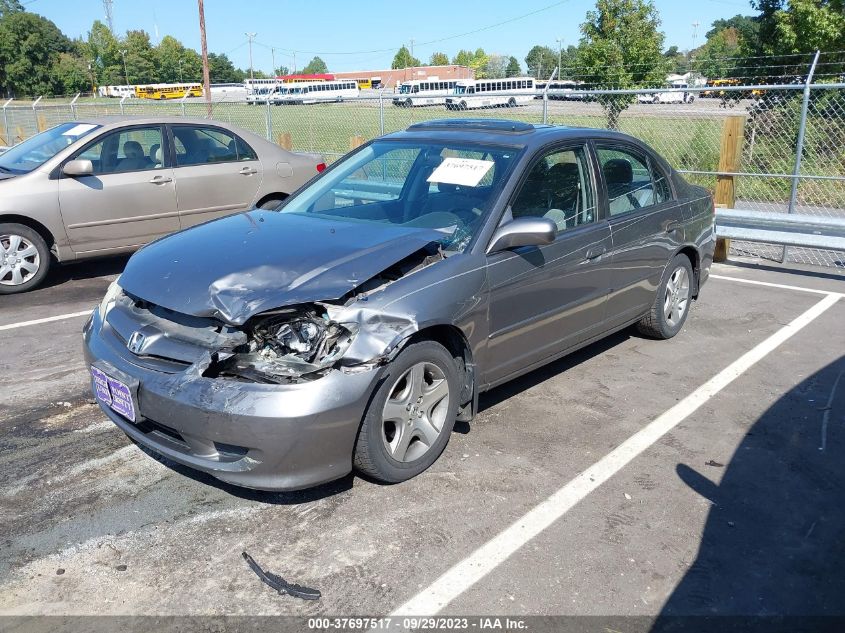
[107,377,136,422]
[90,366,136,422]
[91,366,112,406]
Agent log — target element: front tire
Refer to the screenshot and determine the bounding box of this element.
[354,340,460,483]
[636,254,694,339]
[0,223,51,294]
[508,97,517,107]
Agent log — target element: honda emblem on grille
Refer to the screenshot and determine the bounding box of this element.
[127,331,146,354]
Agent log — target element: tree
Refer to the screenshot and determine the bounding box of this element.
[155,35,201,83]
[52,51,90,94]
[692,27,743,79]
[577,0,668,128]
[302,56,328,74]
[707,14,759,43]
[83,20,122,85]
[429,51,449,66]
[208,52,245,83]
[452,49,474,67]
[391,46,419,69]
[0,0,24,18]
[0,11,72,96]
[770,0,845,55]
[122,29,156,84]
[663,45,688,74]
[483,54,508,79]
[505,56,521,77]
[525,45,558,79]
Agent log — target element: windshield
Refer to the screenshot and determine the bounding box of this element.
[278,140,521,252]
[0,122,100,175]
[398,84,411,94]
[455,85,470,95]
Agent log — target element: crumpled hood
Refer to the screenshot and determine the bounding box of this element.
[118,210,446,325]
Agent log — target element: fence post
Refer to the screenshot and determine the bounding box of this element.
[265,100,272,141]
[713,115,745,262]
[70,93,80,120]
[2,98,11,146]
[783,50,821,263]
[277,132,292,150]
[379,89,385,136]
[31,95,43,135]
[542,67,558,125]
[120,93,128,115]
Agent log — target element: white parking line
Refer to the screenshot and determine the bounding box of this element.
[0,310,91,332]
[710,273,844,297]
[390,292,841,616]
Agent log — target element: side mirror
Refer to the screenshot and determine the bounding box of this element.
[63,159,94,177]
[486,216,557,255]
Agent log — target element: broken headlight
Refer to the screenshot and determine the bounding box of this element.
[98,279,123,320]
[218,307,359,382]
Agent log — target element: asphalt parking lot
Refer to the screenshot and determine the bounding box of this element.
[1,257,844,624]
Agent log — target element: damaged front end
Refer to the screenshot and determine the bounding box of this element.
[205,305,360,384]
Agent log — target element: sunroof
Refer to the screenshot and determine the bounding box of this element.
[407,119,536,133]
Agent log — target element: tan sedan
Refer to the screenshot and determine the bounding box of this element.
[0,116,323,293]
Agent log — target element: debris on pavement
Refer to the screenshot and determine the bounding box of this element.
[705,460,725,468]
[241,552,321,600]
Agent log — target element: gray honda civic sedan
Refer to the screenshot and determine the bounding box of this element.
[83,119,715,491]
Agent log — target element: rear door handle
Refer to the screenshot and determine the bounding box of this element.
[239,167,258,175]
[148,175,172,184]
[585,246,606,261]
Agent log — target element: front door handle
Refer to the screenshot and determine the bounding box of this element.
[239,167,258,175]
[585,246,606,261]
[148,175,172,184]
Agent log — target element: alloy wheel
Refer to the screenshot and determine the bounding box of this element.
[0,234,41,287]
[663,266,690,328]
[381,361,451,463]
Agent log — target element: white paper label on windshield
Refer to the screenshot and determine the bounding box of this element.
[62,123,97,137]
[427,157,494,187]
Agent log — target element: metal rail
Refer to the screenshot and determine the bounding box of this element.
[716,208,845,252]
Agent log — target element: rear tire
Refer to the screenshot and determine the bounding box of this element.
[257,196,287,210]
[354,340,460,484]
[636,254,694,339]
[508,97,517,107]
[0,223,51,294]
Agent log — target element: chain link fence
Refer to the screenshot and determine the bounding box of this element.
[2,82,844,269]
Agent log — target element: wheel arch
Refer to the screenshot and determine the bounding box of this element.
[406,324,476,421]
[674,245,701,298]
[254,192,289,209]
[0,214,57,256]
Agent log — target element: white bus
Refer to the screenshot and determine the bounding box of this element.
[546,80,587,101]
[98,85,136,98]
[445,77,536,110]
[392,77,458,107]
[273,80,359,105]
[246,85,277,105]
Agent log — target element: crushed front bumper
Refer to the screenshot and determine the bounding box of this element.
[82,308,381,491]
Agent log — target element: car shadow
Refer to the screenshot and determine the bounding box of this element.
[724,259,845,282]
[652,355,845,631]
[41,254,130,290]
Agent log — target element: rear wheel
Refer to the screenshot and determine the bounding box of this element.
[508,97,517,107]
[354,340,459,483]
[0,223,51,294]
[653,95,660,104]
[257,196,287,210]
[637,254,694,339]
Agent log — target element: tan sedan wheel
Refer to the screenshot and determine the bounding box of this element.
[0,223,50,294]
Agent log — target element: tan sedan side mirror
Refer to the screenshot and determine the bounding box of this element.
[63,159,94,177]
[486,216,557,255]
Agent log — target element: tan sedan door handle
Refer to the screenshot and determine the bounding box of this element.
[239,167,258,175]
[149,175,173,184]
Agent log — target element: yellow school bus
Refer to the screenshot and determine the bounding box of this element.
[135,83,203,100]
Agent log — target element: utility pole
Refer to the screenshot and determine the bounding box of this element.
[410,38,415,65]
[88,60,97,97]
[556,38,562,78]
[178,58,184,83]
[293,51,296,74]
[120,49,129,84]
[197,0,212,115]
[245,32,257,80]
[271,47,276,77]
[691,21,700,51]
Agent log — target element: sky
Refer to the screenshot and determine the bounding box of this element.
[25,0,756,74]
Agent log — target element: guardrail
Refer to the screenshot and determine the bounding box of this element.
[715,208,845,261]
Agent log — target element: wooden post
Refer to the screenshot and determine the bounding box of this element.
[276,132,292,150]
[350,135,365,150]
[36,113,47,132]
[713,115,745,262]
